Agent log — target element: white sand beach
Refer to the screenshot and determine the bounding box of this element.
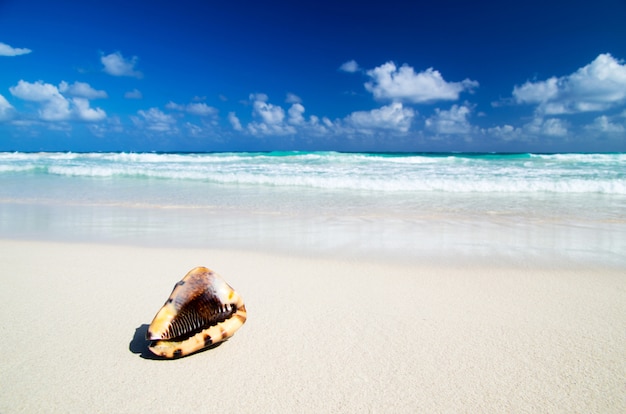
[1,238,625,413]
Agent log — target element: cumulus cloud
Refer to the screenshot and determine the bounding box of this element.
[486,116,575,141]
[10,80,71,121]
[239,93,420,137]
[9,80,107,122]
[486,124,523,141]
[35,97,70,121]
[164,101,184,111]
[134,108,177,132]
[184,122,204,136]
[525,117,568,137]
[512,53,626,114]
[0,42,32,56]
[246,94,319,136]
[513,78,559,104]
[10,80,62,102]
[250,93,268,102]
[425,104,473,134]
[286,93,301,104]
[59,81,108,99]
[585,115,625,133]
[166,101,218,116]
[247,121,295,136]
[339,60,360,73]
[0,94,15,121]
[186,102,217,116]
[124,89,143,99]
[287,103,305,125]
[87,116,124,137]
[541,118,568,136]
[308,115,335,136]
[101,51,143,78]
[252,97,286,125]
[228,112,243,131]
[365,62,478,103]
[72,98,106,121]
[345,102,415,133]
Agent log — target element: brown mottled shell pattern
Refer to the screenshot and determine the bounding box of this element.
[146,266,247,358]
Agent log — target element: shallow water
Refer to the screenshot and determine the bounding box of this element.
[1,151,625,267]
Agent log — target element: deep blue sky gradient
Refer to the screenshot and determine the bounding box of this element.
[1,0,625,152]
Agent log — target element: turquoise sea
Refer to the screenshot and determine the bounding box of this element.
[1,151,625,266]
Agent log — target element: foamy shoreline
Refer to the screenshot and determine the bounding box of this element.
[1,238,625,413]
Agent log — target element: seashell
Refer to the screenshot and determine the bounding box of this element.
[146,266,247,358]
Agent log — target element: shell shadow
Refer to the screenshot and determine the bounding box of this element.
[129,324,163,360]
[129,324,222,360]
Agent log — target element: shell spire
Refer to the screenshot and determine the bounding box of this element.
[146,266,247,358]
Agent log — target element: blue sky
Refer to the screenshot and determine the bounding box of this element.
[1,0,625,152]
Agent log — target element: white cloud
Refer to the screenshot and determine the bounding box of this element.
[286,93,301,104]
[246,94,298,136]
[288,103,305,125]
[252,98,285,125]
[244,95,341,137]
[365,62,478,103]
[586,115,625,133]
[0,94,15,121]
[10,80,106,122]
[101,51,143,78]
[512,53,626,114]
[124,89,143,99]
[512,77,559,104]
[87,115,127,138]
[247,121,296,136]
[166,101,218,116]
[339,60,360,73]
[486,124,523,141]
[10,80,71,121]
[541,118,568,136]
[308,115,335,135]
[72,98,106,121]
[59,81,107,99]
[240,94,418,137]
[184,122,204,136]
[345,102,414,133]
[425,104,473,134]
[10,80,61,102]
[165,101,184,111]
[186,102,217,116]
[88,116,124,137]
[0,42,32,56]
[525,117,568,137]
[487,117,574,141]
[228,112,243,131]
[38,97,72,121]
[249,93,269,102]
[135,108,177,132]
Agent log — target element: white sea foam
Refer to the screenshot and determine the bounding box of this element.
[1,151,625,194]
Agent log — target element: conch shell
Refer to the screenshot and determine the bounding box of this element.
[146,266,247,358]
